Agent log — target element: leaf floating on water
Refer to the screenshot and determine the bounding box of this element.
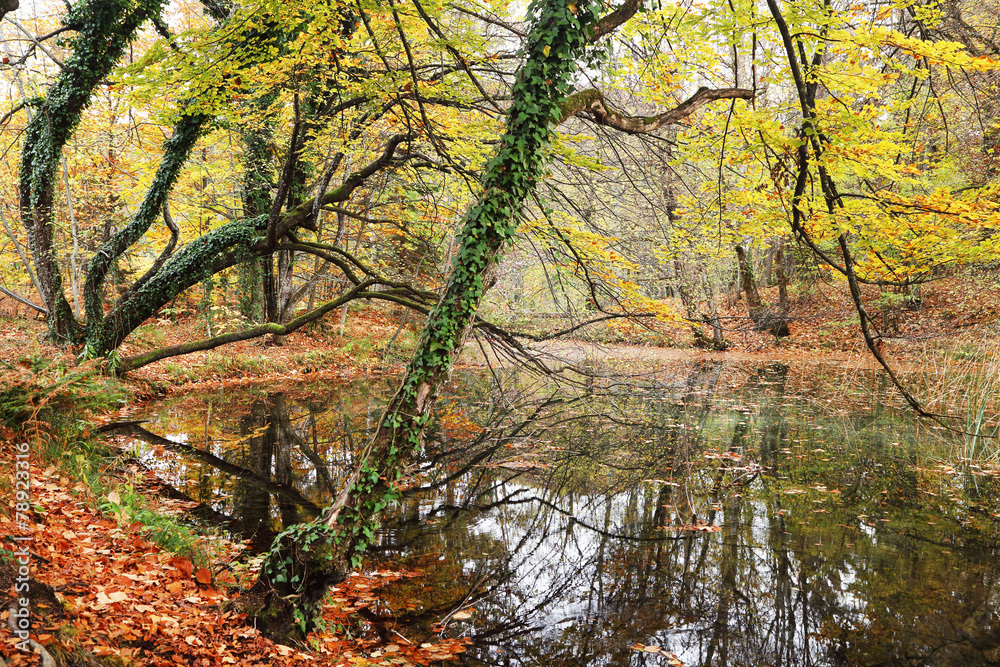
[630,644,685,665]
[452,611,473,620]
[666,522,721,532]
[704,450,743,461]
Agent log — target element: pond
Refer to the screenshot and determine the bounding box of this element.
[116,359,1000,666]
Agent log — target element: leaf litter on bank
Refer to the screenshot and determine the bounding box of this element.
[0,440,470,666]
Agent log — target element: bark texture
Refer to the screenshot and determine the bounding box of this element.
[736,243,789,337]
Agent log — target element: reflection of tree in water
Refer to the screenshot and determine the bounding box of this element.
[113,365,1000,665]
[367,362,1000,667]
[110,385,394,550]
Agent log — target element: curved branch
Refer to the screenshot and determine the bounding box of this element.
[117,279,376,372]
[277,242,367,285]
[0,101,25,128]
[557,86,754,133]
[590,0,642,41]
[278,242,440,305]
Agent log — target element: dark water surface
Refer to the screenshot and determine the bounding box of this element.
[123,361,1000,666]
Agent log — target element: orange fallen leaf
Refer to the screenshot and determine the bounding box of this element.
[171,557,194,578]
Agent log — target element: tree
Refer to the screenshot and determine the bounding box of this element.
[225,0,756,641]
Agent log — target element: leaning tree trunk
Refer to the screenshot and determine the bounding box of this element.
[235,0,599,642]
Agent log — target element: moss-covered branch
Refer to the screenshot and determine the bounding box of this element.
[116,279,375,371]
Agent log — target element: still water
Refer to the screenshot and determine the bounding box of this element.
[120,361,1000,666]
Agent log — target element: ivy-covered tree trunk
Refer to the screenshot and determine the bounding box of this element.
[237,0,599,641]
[19,0,164,343]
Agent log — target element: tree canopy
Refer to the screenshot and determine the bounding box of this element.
[2,0,997,369]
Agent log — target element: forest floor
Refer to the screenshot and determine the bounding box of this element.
[2,270,1000,666]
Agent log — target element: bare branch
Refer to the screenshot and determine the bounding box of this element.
[4,16,66,69]
[557,86,754,133]
[590,0,641,41]
[0,101,25,128]
[0,284,46,314]
[447,2,524,37]
[276,133,413,236]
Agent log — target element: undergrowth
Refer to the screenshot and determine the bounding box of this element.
[0,353,215,567]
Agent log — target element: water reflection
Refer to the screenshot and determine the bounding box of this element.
[118,362,1000,666]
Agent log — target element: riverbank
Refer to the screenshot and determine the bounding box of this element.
[0,436,470,666]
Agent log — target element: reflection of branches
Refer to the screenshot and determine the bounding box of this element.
[98,422,321,515]
[410,392,574,494]
[139,474,275,552]
[269,398,340,497]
